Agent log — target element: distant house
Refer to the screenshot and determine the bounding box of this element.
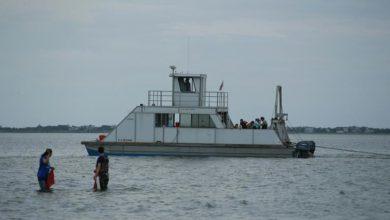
[364,128,374,134]
[304,127,314,133]
[350,127,360,133]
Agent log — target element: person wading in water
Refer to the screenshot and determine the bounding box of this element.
[93,146,109,191]
[37,148,54,192]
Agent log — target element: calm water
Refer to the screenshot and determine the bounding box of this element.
[0,133,389,220]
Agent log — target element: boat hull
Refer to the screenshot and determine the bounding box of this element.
[81,141,294,158]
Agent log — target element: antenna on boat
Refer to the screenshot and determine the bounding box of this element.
[186,37,190,73]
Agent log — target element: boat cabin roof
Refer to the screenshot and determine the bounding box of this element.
[169,73,207,78]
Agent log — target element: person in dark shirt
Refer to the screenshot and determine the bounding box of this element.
[247,121,255,129]
[240,119,248,129]
[37,148,54,192]
[94,146,109,191]
[260,117,268,129]
[185,78,191,92]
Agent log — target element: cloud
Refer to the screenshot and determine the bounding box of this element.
[0,0,172,26]
[166,17,390,39]
[167,19,286,38]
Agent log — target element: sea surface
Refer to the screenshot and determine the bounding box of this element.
[0,133,389,220]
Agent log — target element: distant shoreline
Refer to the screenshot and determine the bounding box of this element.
[0,125,114,133]
[287,126,390,135]
[1,125,389,134]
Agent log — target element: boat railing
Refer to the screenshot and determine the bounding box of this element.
[148,90,228,108]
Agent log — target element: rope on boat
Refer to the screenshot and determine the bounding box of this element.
[286,121,390,158]
[315,145,390,157]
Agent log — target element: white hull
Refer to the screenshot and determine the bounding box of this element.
[82,141,293,157]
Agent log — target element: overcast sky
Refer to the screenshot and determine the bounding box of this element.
[0,0,389,128]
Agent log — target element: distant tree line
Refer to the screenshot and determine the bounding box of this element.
[0,125,389,134]
[0,125,115,133]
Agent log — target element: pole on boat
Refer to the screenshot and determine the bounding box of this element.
[274,85,283,119]
[273,85,291,146]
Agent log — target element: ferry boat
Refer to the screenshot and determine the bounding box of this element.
[82,66,311,157]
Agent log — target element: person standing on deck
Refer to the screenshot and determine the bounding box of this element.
[260,117,268,129]
[254,118,261,129]
[240,119,248,129]
[185,78,191,92]
[94,146,109,191]
[37,148,54,192]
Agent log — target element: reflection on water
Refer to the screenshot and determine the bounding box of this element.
[0,133,389,219]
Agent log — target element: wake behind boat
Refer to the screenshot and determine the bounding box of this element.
[82,66,314,158]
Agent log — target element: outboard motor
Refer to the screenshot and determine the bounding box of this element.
[293,141,316,158]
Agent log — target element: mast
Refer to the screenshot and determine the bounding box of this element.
[274,85,285,120]
[273,85,290,145]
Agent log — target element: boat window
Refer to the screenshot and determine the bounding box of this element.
[174,113,180,127]
[180,114,192,127]
[218,112,227,125]
[191,115,199,128]
[191,114,215,128]
[174,114,216,128]
[178,77,196,93]
[155,113,174,127]
[168,114,174,127]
